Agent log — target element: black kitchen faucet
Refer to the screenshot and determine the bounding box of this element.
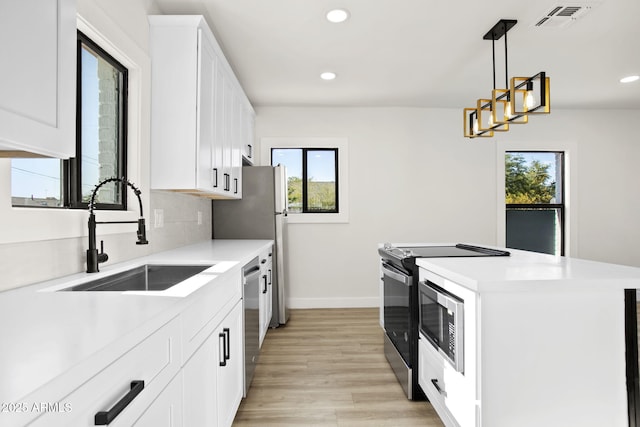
[86,177,148,273]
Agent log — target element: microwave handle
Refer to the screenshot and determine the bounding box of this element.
[381,263,410,285]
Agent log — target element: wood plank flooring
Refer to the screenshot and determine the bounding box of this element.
[232,308,444,427]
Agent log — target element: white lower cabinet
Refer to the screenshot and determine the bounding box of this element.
[258,246,273,347]
[419,336,480,427]
[183,301,243,427]
[418,267,477,427]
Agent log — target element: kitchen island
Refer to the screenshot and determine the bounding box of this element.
[414,247,640,427]
[0,239,272,427]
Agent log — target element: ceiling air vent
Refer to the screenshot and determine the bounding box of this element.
[533,4,598,28]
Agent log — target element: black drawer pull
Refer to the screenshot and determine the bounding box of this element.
[95,380,144,425]
[431,379,447,397]
[219,331,227,366]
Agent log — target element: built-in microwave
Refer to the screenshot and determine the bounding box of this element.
[419,279,464,373]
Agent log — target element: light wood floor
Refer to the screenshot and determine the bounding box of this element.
[232,308,445,427]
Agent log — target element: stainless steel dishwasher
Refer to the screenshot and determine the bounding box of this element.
[242,257,261,396]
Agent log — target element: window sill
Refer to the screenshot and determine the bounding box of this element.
[286,212,348,224]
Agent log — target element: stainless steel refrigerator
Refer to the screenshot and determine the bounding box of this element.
[212,165,289,327]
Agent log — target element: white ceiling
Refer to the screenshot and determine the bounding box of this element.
[153,0,640,110]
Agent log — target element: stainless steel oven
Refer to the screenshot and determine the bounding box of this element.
[419,279,464,373]
[380,258,419,399]
[378,243,508,399]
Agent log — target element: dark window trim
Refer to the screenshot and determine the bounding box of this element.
[505,150,565,256]
[271,147,339,214]
[71,31,128,211]
[625,289,640,427]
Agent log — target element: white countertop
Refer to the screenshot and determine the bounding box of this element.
[415,246,640,292]
[0,239,272,404]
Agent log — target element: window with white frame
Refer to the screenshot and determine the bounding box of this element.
[262,137,349,224]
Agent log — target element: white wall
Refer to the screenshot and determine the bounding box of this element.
[0,0,212,292]
[255,107,640,308]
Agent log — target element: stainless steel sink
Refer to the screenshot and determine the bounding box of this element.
[59,264,213,292]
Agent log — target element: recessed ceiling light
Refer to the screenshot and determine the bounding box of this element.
[620,75,639,83]
[320,72,337,80]
[326,9,350,23]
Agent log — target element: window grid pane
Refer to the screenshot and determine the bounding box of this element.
[306,150,337,212]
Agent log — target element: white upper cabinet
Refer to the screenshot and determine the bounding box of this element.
[0,0,76,158]
[149,15,255,198]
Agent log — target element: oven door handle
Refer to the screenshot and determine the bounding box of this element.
[381,264,410,285]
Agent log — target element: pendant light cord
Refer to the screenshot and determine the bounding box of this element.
[491,38,496,90]
[504,22,509,89]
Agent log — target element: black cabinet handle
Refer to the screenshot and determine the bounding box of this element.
[223,328,231,362]
[95,380,145,425]
[268,269,272,286]
[261,259,267,264]
[219,331,227,366]
[212,168,218,188]
[247,144,253,159]
[234,178,238,194]
[223,173,230,191]
[262,275,268,294]
[431,379,447,397]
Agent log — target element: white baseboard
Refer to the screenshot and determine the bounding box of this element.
[287,297,379,309]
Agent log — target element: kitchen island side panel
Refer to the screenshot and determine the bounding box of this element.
[479,288,627,427]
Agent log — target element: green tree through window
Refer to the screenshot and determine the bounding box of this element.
[505,153,556,204]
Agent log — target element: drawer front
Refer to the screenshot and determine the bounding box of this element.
[181,270,242,361]
[30,316,181,427]
[420,335,477,427]
[419,337,460,427]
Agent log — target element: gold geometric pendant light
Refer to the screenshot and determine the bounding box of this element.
[464,19,550,138]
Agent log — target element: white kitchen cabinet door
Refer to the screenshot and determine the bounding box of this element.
[212,60,226,194]
[0,0,76,158]
[231,92,243,198]
[259,248,273,347]
[241,104,255,165]
[196,28,216,192]
[216,301,244,427]
[149,15,247,199]
[183,334,218,427]
[134,374,183,427]
[182,300,243,427]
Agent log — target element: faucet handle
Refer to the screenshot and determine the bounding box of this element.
[97,240,109,264]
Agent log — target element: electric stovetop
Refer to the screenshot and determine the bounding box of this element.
[380,243,510,263]
[399,243,510,258]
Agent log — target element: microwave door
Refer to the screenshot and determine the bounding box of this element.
[420,286,441,348]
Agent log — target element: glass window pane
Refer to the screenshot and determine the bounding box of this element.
[80,43,123,205]
[11,159,63,207]
[506,207,562,255]
[505,152,562,204]
[272,148,302,213]
[307,150,336,212]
